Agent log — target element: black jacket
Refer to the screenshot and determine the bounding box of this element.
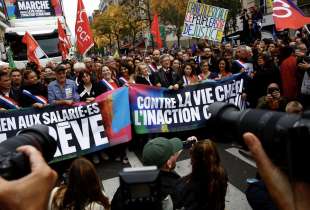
[111,170,180,210]
[135,74,156,86]
[20,83,47,107]
[77,83,101,102]
[174,175,227,210]
[97,79,120,94]
[155,68,183,88]
[0,88,22,109]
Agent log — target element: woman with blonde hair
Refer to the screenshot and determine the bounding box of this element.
[175,140,228,210]
[135,62,156,86]
[48,158,110,210]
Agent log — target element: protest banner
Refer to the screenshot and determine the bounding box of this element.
[0,87,132,163]
[4,0,55,19]
[130,73,245,134]
[182,0,229,42]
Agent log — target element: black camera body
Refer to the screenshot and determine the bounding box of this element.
[117,166,162,210]
[0,125,57,180]
[208,102,310,182]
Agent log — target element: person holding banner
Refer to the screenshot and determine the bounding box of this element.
[198,60,218,81]
[0,70,21,110]
[21,70,48,108]
[155,54,183,90]
[77,71,101,103]
[217,58,232,80]
[135,63,156,86]
[48,65,80,105]
[182,63,198,86]
[98,65,120,93]
[119,65,135,86]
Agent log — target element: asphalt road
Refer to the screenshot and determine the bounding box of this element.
[92,141,257,210]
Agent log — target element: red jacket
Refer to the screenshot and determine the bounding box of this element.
[280,55,298,99]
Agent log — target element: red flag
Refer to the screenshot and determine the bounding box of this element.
[273,0,310,30]
[58,18,71,60]
[75,0,94,55]
[51,0,60,8]
[22,32,46,66]
[151,13,162,49]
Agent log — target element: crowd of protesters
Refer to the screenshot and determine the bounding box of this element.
[1,29,310,210]
[1,31,310,113]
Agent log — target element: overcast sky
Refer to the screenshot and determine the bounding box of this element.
[62,0,100,36]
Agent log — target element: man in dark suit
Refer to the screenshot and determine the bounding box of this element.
[155,54,183,90]
[0,70,21,110]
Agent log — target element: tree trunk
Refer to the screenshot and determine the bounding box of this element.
[132,30,136,46]
[109,34,112,54]
[116,34,120,51]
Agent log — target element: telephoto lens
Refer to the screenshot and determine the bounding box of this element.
[0,125,57,180]
[208,102,310,182]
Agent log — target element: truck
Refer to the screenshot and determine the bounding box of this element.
[1,0,70,68]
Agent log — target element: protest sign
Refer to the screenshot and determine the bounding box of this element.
[130,73,245,134]
[182,0,229,42]
[4,0,55,19]
[0,87,132,162]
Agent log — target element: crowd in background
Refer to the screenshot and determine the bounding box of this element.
[1,29,309,113]
[1,29,310,210]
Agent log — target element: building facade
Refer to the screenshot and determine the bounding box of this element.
[99,0,125,12]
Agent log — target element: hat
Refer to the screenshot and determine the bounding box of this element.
[142,137,183,168]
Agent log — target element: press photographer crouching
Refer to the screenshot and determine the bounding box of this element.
[111,137,183,210]
[208,102,310,210]
[0,125,58,210]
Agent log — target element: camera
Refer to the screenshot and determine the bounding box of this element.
[0,125,57,180]
[183,136,198,149]
[208,102,310,182]
[267,87,279,95]
[117,166,162,210]
[303,56,310,63]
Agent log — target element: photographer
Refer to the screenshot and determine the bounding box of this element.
[0,145,57,210]
[297,49,310,108]
[240,9,250,44]
[243,133,310,210]
[174,140,228,210]
[111,137,183,210]
[257,83,287,111]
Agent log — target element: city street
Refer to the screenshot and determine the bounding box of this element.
[95,141,256,210]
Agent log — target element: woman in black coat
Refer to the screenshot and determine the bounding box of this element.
[77,71,101,103]
[135,63,156,86]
